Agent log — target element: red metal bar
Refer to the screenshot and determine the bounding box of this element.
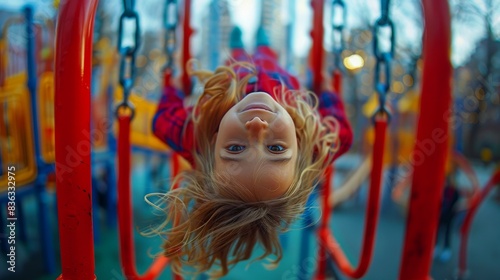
[458,170,500,278]
[164,58,183,280]
[310,0,325,94]
[332,70,342,95]
[54,0,98,279]
[320,116,387,279]
[170,150,182,280]
[0,40,5,86]
[315,69,343,280]
[117,115,170,280]
[163,69,181,191]
[316,165,333,280]
[181,0,193,94]
[453,151,480,192]
[398,0,452,278]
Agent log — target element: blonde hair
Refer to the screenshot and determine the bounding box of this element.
[144,60,340,277]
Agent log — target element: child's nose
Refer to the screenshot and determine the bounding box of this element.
[245,117,268,140]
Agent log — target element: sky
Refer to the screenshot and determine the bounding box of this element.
[0,0,493,66]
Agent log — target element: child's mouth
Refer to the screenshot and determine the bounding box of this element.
[242,104,273,112]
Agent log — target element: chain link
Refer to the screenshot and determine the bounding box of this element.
[116,0,140,119]
[372,0,394,119]
[330,0,345,70]
[379,0,390,25]
[164,0,178,72]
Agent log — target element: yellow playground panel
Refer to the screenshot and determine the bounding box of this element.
[38,71,55,163]
[114,86,170,152]
[0,73,37,191]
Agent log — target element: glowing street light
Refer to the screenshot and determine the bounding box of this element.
[343,54,364,71]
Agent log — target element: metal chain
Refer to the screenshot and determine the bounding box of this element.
[372,0,394,119]
[116,0,141,119]
[164,0,178,72]
[331,0,346,70]
[380,0,390,25]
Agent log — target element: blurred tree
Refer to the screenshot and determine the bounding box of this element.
[452,0,500,157]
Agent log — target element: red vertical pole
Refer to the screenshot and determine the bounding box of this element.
[181,0,193,94]
[54,0,98,279]
[0,39,5,86]
[316,165,333,280]
[310,0,324,94]
[316,70,342,280]
[398,0,451,279]
[332,70,342,95]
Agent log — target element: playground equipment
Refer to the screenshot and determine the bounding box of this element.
[314,0,453,279]
[458,169,500,278]
[0,6,56,273]
[115,0,182,279]
[313,0,391,278]
[54,0,192,278]
[391,151,481,210]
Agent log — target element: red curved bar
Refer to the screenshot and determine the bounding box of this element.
[453,151,480,193]
[398,0,452,278]
[181,0,193,94]
[118,115,170,280]
[320,116,387,279]
[310,0,324,94]
[54,0,98,279]
[458,170,500,278]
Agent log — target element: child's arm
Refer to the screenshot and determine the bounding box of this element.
[152,85,195,166]
[318,91,353,160]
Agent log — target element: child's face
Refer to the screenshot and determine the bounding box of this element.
[214,92,298,201]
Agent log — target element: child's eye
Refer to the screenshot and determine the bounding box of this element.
[227,145,245,152]
[267,145,285,153]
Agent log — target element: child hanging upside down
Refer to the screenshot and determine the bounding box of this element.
[148,27,352,276]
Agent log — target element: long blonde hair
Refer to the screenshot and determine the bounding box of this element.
[144,60,340,277]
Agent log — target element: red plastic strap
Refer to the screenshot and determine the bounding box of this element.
[117,115,137,278]
[117,115,169,280]
[321,116,387,279]
[458,170,500,278]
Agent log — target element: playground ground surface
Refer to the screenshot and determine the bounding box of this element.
[1,153,499,280]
